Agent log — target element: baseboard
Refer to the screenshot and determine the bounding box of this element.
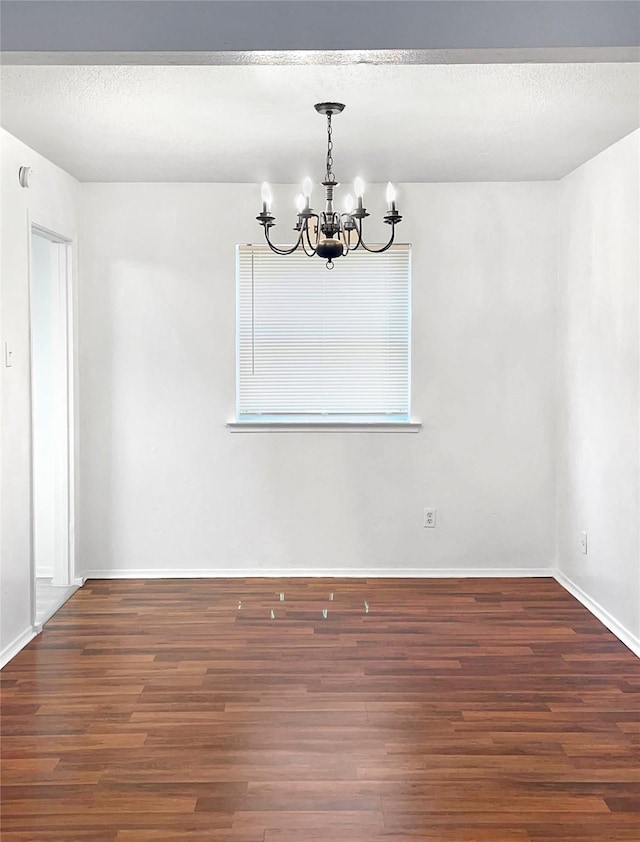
[37,584,79,628]
[555,569,640,658]
[35,569,53,579]
[82,566,553,579]
[0,627,38,670]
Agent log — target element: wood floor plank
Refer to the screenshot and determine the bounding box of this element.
[1,577,639,841]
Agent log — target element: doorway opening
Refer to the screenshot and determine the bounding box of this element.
[29,225,77,629]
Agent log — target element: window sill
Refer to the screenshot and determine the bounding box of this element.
[227,421,422,433]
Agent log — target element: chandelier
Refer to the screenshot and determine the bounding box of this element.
[256,102,402,270]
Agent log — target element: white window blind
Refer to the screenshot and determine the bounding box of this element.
[236,244,411,422]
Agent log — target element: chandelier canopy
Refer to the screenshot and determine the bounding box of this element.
[256,102,402,269]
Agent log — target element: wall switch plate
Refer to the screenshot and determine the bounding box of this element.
[580,531,588,554]
[4,342,13,368]
[424,508,437,528]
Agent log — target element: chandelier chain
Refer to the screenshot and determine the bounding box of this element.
[325,113,334,182]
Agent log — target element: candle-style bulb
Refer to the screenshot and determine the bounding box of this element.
[354,177,365,199]
[385,182,396,205]
[344,193,354,213]
[261,182,272,209]
[302,177,313,198]
[295,193,305,213]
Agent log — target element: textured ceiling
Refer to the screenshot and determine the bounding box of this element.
[1,63,638,182]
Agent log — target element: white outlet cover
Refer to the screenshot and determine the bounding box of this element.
[424,508,437,528]
[580,531,588,554]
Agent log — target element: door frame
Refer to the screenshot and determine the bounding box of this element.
[28,222,76,604]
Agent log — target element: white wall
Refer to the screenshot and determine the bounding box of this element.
[78,181,558,577]
[0,128,79,664]
[556,129,640,654]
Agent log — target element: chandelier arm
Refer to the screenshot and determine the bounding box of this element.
[341,227,350,256]
[355,219,397,253]
[301,238,315,258]
[338,224,351,256]
[341,214,362,252]
[264,226,305,255]
[301,219,318,257]
[304,214,321,254]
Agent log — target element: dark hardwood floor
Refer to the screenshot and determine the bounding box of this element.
[1,577,639,841]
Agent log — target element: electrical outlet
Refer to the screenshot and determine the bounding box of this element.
[424,508,437,528]
[580,531,588,554]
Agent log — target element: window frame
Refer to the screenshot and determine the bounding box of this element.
[232,243,419,432]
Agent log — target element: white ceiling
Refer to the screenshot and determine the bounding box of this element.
[1,62,638,182]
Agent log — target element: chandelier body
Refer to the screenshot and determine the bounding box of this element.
[256,103,402,269]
